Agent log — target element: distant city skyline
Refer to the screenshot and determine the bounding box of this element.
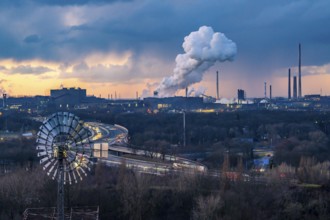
[0,0,330,98]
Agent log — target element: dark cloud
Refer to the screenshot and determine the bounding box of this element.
[59,53,171,83]
[0,0,132,6]
[24,34,42,44]
[36,0,132,6]
[6,65,53,75]
[0,0,329,91]
[0,66,7,71]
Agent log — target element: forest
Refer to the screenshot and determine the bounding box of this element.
[0,110,330,219]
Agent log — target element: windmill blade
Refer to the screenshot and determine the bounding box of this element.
[36,138,50,145]
[37,131,53,141]
[67,114,75,129]
[43,121,53,132]
[48,118,58,132]
[37,142,52,150]
[36,145,48,151]
[38,151,48,157]
[40,156,51,164]
[47,160,58,176]
[75,168,83,181]
[78,167,87,177]
[43,159,55,170]
[63,125,70,134]
[72,170,78,183]
[67,171,72,185]
[52,167,58,180]
[57,113,66,133]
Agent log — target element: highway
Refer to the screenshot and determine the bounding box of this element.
[85,122,207,175]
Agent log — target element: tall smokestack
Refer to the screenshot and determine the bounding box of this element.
[216,70,219,100]
[288,68,291,99]
[270,85,272,99]
[298,43,302,98]
[185,87,188,98]
[3,94,7,108]
[293,76,297,99]
[264,82,267,98]
[136,91,138,100]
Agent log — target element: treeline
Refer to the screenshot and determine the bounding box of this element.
[0,163,329,219]
[0,138,36,168]
[0,112,39,132]
[72,110,330,167]
[2,110,330,168]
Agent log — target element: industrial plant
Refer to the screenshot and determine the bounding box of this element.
[1,44,329,114]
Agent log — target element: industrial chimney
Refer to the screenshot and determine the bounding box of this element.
[264,82,267,98]
[185,87,188,98]
[298,43,302,98]
[293,76,297,99]
[269,85,272,100]
[216,71,219,100]
[2,94,7,108]
[288,68,291,99]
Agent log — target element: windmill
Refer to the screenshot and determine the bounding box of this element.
[36,112,93,220]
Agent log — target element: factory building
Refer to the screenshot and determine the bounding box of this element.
[144,97,204,111]
[50,87,86,109]
[237,89,245,104]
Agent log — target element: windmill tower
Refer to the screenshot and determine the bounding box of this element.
[36,112,93,220]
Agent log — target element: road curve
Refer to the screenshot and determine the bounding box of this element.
[85,122,207,175]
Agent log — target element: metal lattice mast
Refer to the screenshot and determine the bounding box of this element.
[57,158,64,220]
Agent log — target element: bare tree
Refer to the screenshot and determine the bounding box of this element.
[192,194,223,220]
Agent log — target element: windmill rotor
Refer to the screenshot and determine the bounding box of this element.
[37,112,93,182]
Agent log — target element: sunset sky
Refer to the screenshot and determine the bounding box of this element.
[0,0,330,99]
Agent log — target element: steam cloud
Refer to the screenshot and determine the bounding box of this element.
[188,86,207,97]
[0,79,6,95]
[156,26,237,97]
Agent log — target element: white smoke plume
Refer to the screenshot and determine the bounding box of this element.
[194,86,207,97]
[0,79,6,96]
[187,87,195,96]
[141,82,158,98]
[157,26,237,97]
[188,86,207,97]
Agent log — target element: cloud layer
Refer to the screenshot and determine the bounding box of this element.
[0,0,329,97]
